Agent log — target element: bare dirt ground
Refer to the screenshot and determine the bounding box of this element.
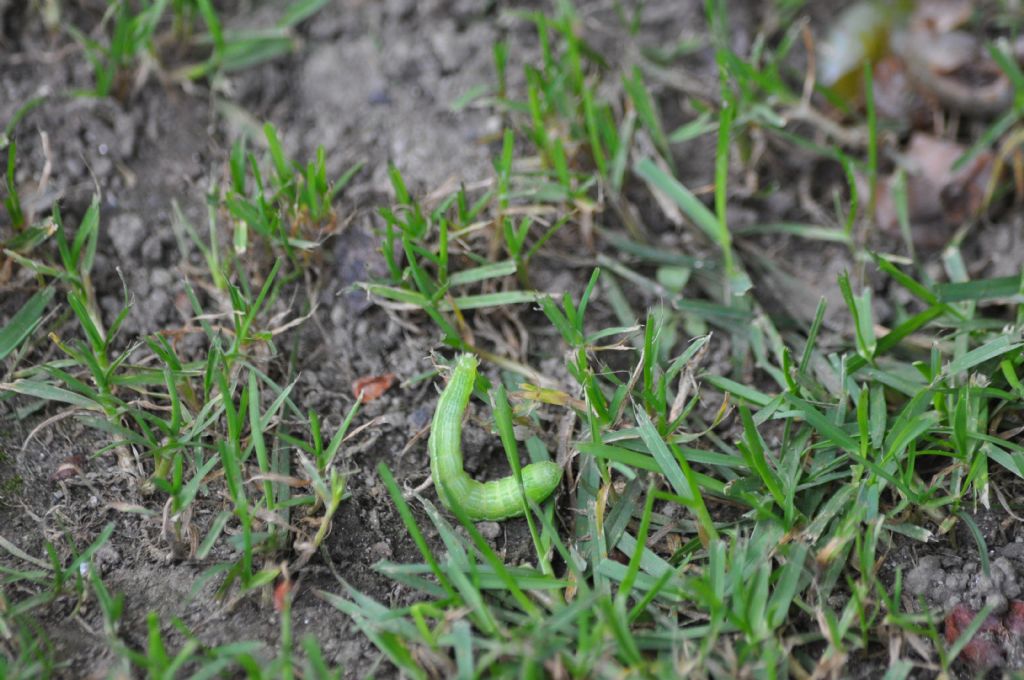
[1,2,597,675]
[3,0,1024,677]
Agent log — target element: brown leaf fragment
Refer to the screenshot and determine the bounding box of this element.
[945,604,1005,671]
[909,0,972,35]
[352,372,396,403]
[873,133,993,248]
[903,30,977,75]
[50,453,86,481]
[872,55,929,124]
[893,27,1013,117]
[273,575,292,612]
[1004,600,1024,638]
[912,133,991,215]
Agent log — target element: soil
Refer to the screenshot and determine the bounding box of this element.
[2,0,1024,678]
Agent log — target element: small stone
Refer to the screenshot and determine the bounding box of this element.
[150,268,172,287]
[368,541,392,561]
[906,555,944,596]
[987,591,1009,616]
[1002,543,1024,561]
[92,156,113,178]
[476,521,501,540]
[141,234,164,262]
[108,213,145,260]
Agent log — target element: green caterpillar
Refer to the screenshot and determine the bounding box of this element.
[428,354,562,521]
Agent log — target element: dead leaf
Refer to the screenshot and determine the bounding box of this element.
[891,24,1012,117]
[903,29,977,75]
[246,472,311,488]
[49,454,86,481]
[906,133,993,221]
[352,373,395,403]
[513,384,587,412]
[872,55,927,124]
[817,0,898,97]
[872,133,993,247]
[819,0,1012,118]
[944,603,1007,672]
[909,0,972,35]
[273,575,292,612]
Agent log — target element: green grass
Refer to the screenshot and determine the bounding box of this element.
[59,0,330,99]
[317,3,1024,677]
[2,115,361,676]
[3,0,1024,677]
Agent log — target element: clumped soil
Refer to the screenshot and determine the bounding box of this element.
[2,0,1024,677]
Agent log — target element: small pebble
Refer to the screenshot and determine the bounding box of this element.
[477,521,501,540]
